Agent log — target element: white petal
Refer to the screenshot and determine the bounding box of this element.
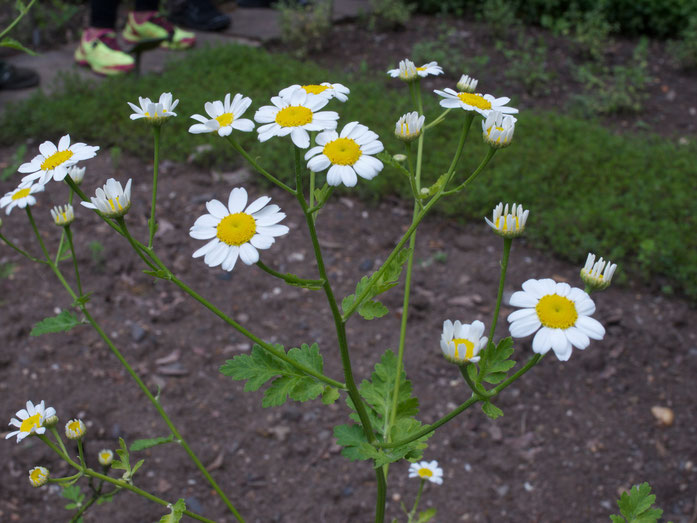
[245,196,271,214]
[564,326,590,350]
[189,227,217,240]
[239,243,259,264]
[532,328,553,354]
[250,234,274,249]
[290,128,310,149]
[227,187,248,214]
[509,315,541,338]
[307,154,331,172]
[206,199,229,219]
[509,290,538,308]
[193,239,219,258]
[575,316,605,339]
[221,246,239,272]
[257,224,289,237]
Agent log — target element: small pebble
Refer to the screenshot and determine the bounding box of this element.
[651,406,675,426]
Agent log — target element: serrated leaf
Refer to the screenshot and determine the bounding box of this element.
[130,434,174,451]
[358,299,389,320]
[482,372,508,384]
[61,485,82,502]
[481,401,503,419]
[333,424,380,462]
[615,483,664,522]
[159,499,186,523]
[322,386,340,405]
[131,459,145,476]
[609,515,625,523]
[0,36,36,55]
[417,508,437,523]
[30,310,82,336]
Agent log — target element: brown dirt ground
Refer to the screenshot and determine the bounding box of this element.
[2,11,697,523]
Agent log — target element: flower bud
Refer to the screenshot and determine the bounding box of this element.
[98,449,114,466]
[67,166,85,185]
[440,319,487,364]
[81,178,132,218]
[457,74,478,93]
[43,414,59,428]
[29,466,49,487]
[65,419,86,440]
[395,112,425,142]
[392,153,407,162]
[580,253,617,292]
[482,111,515,149]
[50,204,75,227]
[485,202,528,238]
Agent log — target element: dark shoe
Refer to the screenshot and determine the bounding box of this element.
[236,0,272,7]
[0,62,40,90]
[170,0,232,31]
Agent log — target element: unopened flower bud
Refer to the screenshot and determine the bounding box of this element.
[29,466,49,487]
[98,449,114,466]
[44,414,59,428]
[580,253,617,292]
[395,112,425,142]
[485,202,528,238]
[50,204,74,227]
[392,153,407,162]
[65,419,86,440]
[457,74,478,93]
[482,111,516,149]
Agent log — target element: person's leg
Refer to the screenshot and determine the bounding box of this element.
[169,0,232,32]
[75,0,135,75]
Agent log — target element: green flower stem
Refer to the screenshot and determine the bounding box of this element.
[444,113,474,186]
[77,438,86,467]
[307,185,334,214]
[25,207,50,260]
[414,83,425,191]
[63,177,90,203]
[309,169,316,209]
[443,147,497,196]
[293,147,387,523]
[227,136,295,194]
[115,218,160,271]
[49,426,69,457]
[407,479,425,523]
[256,260,325,288]
[378,354,543,449]
[69,494,97,523]
[65,226,83,297]
[0,0,36,38]
[38,435,216,523]
[0,231,44,263]
[478,237,512,379]
[49,471,83,484]
[423,108,452,130]
[148,126,161,249]
[459,364,489,398]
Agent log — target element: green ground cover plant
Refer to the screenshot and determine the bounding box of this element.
[0,44,695,298]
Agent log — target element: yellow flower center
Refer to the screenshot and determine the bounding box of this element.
[275,106,313,127]
[40,150,73,171]
[67,420,82,433]
[30,468,46,483]
[107,197,125,213]
[416,67,426,71]
[417,468,433,478]
[536,294,578,329]
[495,215,519,231]
[216,112,234,127]
[457,92,492,110]
[452,338,475,360]
[302,84,329,95]
[11,188,31,201]
[323,138,362,166]
[20,413,42,433]
[216,213,256,246]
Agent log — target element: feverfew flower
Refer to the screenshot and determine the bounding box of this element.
[279,83,350,102]
[457,74,478,93]
[388,59,443,81]
[580,253,617,292]
[98,449,114,466]
[188,93,255,137]
[5,400,56,443]
[485,202,528,238]
[408,460,443,485]
[305,122,384,187]
[482,111,516,148]
[81,178,132,218]
[434,88,518,117]
[507,278,606,361]
[440,319,487,364]
[0,182,44,215]
[128,92,179,123]
[254,88,339,149]
[395,112,425,142]
[19,135,99,186]
[28,466,49,487]
[190,187,289,272]
[50,204,75,226]
[67,166,85,184]
[65,419,86,439]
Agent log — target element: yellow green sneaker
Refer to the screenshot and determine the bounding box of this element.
[122,11,196,50]
[74,29,135,76]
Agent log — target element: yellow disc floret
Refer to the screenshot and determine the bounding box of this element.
[275,106,313,127]
[11,188,31,201]
[457,93,492,110]
[40,150,73,171]
[216,213,256,246]
[452,338,475,360]
[20,413,42,433]
[216,112,234,127]
[302,84,330,95]
[417,467,433,478]
[323,138,362,166]
[536,294,578,329]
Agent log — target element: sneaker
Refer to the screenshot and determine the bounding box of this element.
[169,0,231,32]
[74,28,135,76]
[0,62,40,90]
[122,11,196,50]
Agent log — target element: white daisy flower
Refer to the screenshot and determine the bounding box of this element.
[190,187,289,272]
[440,319,488,364]
[18,135,99,186]
[482,111,516,148]
[408,460,443,485]
[304,122,384,187]
[434,88,518,117]
[388,59,443,81]
[128,92,179,122]
[28,466,49,487]
[65,419,86,439]
[457,74,479,93]
[485,202,528,238]
[395,111,425,142]
[50,204,75,226]
[188,93,255,137]
[580,253,617,292]
[5,400,56,443]
[0,182,44,215]
[279,83,350,102]
[507,278,606,361]
[98,449,114,466]
[67,166,85,184]
[81,178,132,218]
[254,88,339,149]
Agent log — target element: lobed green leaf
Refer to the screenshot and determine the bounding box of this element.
[130,434,174,451]
[30,310,82,336]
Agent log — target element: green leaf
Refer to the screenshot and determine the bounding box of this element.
[358,299,389,320]
[30,310,82,336]
[333,424,380,462]
[322,386,340,405]
[159,499,187,523]
[377,150,411,177]
[0,262,16,278]
[481,401,504,420]
[130,434,174,451]
[0,36,36,55]
[479,337,516,386]
[61,485,82,503]
[221,343,327,407]
[417,508,437,523]
[612,482,665,523]
[609,516,625,523]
